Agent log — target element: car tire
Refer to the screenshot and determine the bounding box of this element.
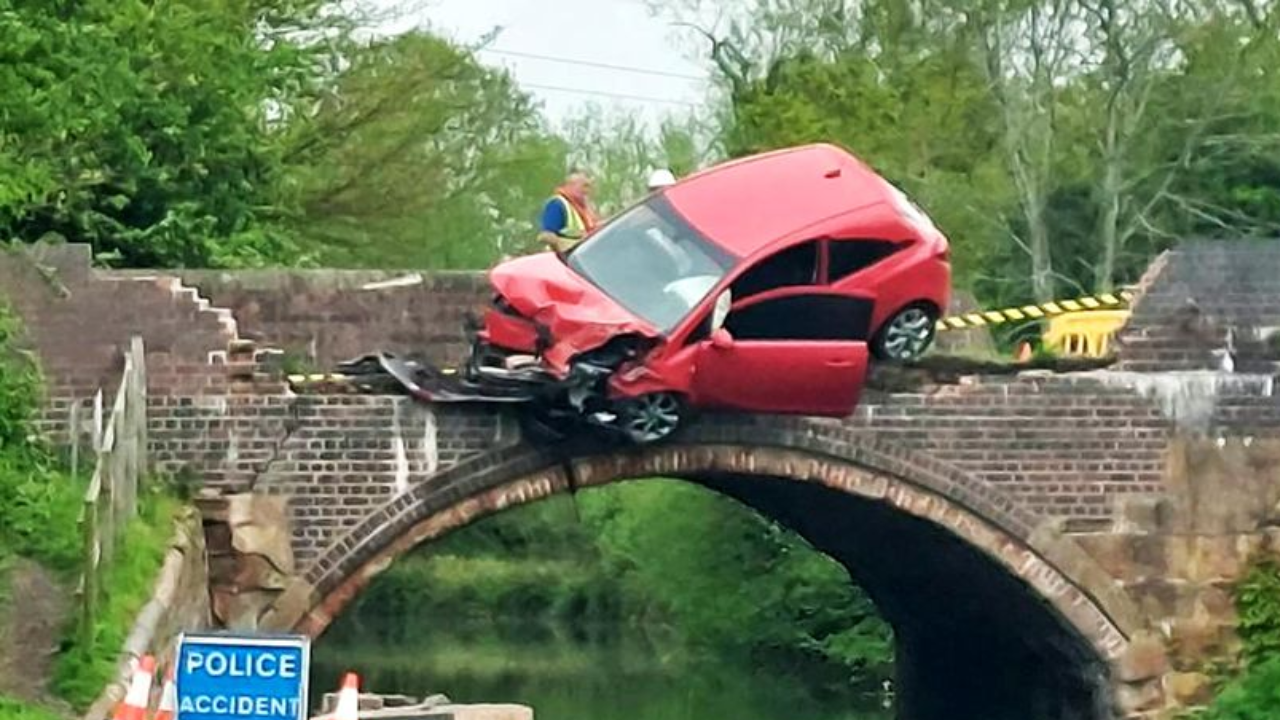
[615,392,686,445]
[872,303,938,362]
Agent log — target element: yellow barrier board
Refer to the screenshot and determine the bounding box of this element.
[936,291,1134,332]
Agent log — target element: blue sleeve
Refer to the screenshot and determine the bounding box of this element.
[540,198,566,233]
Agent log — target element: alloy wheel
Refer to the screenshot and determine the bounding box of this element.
[619,393,683,444]
[880,307,936,361]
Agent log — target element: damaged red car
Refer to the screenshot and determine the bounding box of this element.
[347,143,951,444]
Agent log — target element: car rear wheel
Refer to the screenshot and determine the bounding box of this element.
[615,392,685,445]
[873,304,938,362]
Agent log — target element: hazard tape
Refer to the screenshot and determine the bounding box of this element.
[286,373,351,384]
[936,291,1134,331]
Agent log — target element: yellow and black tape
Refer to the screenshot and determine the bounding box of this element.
[287,373,351,385]
[936,291,1134,332]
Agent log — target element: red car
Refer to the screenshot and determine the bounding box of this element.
[349,143,951,444]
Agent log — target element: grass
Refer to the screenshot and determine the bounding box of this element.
[52,489,178,710]
[0,697,68,720]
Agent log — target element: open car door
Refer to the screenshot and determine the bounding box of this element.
[689,290,871,416]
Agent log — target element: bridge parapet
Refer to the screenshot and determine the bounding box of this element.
[7,242,1280,719]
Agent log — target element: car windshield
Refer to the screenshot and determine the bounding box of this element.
[566,197,736,333]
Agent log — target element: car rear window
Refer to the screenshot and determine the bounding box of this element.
[828,239,902,282]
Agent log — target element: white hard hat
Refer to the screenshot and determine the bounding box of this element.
[647,168,676,190]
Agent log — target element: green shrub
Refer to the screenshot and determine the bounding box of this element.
[1197,656,1280,720]
[0,302,82,572]
[1195,561,1280,718]
[1235,560,1280,666]
[0,303,41,451]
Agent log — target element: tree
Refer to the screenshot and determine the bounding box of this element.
[281,32,568,268]
[661,0,1015,295]
[968,0,1081,300]
[0,0,349,267]
[558,108,716,215]
[660,0,1280,309]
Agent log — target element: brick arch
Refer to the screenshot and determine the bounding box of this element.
[259,416,1141,665]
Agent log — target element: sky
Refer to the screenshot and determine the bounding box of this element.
[366,0,715,128]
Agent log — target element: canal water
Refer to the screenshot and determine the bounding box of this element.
[311,619,890,720]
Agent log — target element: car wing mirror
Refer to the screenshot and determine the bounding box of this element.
[710,328,734,350]
[710,289,732,332]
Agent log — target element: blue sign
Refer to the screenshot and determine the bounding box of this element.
[176,632,310,720]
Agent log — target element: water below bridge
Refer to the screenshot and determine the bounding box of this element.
[311,619,891,720]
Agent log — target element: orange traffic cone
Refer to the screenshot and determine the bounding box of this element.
[153,664,177,720]
[113,655,155,720]
[1015,341,1033,363]
[333,672,361,720]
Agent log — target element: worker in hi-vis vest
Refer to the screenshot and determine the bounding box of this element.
[537,170,598,254]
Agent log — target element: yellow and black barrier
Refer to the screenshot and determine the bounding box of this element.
[287,373,351,385]
[935,291,1134,332]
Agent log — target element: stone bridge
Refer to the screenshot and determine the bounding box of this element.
[5,242,1280,720]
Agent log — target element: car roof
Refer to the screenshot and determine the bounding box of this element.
[662,143,898,258]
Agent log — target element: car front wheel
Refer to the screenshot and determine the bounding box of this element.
[615,392,685,445]
[873,304,938,362]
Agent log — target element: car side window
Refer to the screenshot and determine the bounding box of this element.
[828,239,902,283]
[730,241,819,300]
[724,294,874,341]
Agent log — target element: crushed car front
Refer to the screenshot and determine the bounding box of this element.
[477,195,737,378]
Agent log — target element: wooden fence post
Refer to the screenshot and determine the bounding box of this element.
[131,336,148,481]
[80,473,101,648]
[69,399,80,479]
[91,390,103,453]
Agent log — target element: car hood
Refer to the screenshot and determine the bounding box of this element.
[489,253,659,363]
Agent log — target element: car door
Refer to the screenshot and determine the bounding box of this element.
[690,293,870,415]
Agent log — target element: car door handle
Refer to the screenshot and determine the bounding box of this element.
[826,359,856,368]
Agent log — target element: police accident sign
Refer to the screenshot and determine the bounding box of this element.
[175,632,310,720]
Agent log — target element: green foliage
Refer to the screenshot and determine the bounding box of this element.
[0,696,68,720]
[1193,560,1280,718]
[0,301,81,571]
[578,481,893,685]
[671,0,1280,309]
[352,554,622,627]
[1234,560,1280,666]
[53,491,177,710]
[0,0,343,267]
[283,32,568,268]
[559,109,715,216]
[346,481,894,691]
[1196,656,1280,720]
[0,451,83,572]
[0,301,40,450]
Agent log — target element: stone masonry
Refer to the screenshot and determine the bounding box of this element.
[5,241,1280,719]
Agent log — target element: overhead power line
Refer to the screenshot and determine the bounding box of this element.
[480,48,709,83]
[520,82,702,107]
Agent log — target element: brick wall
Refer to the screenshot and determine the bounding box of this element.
[854,375,1174,531]
[109,268,491,369]
[0,244,242,401]
[132,365,1280,564]
[146,390,507,563]
[1118,242,1280,372]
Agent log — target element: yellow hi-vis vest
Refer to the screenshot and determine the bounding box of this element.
[554,194,588,243]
